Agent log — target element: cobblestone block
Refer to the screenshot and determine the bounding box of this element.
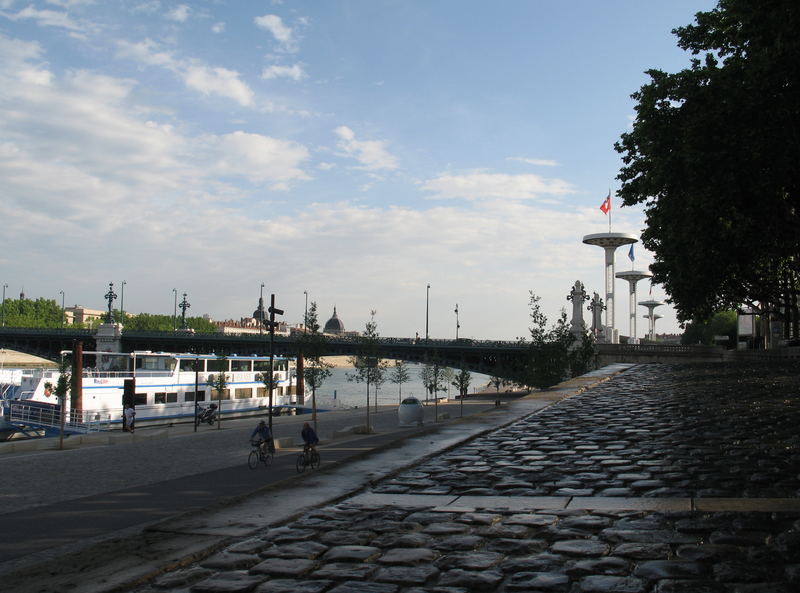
[378,547,438,565]
[612,542,671,559]
[504,571,570,591]
[311,562,378,580]
[253,579,333,593]
[190,571,266,593]
[576,574,646,593]
[259,540,329,559]
[430,534,483,551]
[651,580,725,593]
[633,560,707,579]
[318,530,375,546]
[373,565,440,585]
[327,581,399,593]
[434,550,505,570]
[437,568,503,590]
[249,557,317,577]
[201,552,262,570]
[564,557,630,577]
[322,545,381,562]
[152,566,213,589]
[551,539,608,556]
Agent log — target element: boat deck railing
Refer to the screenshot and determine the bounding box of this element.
[8,403,113,434]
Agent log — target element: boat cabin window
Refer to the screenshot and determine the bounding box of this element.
[231,360,252,372]
[179,359,203,372]
[235,387,252,399]
[154,392,178,404]
[207,359,228,373]
[211,388,230,400]
[136,356,177,372]
[185,390,206,402]
[254,360,271,372]
[134,393,148,406]
[274,360,287,372]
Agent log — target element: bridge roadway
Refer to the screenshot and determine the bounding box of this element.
[0,326,726,375]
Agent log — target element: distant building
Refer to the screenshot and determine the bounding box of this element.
[322,307,360,337]
[324,307,345,335]
[64,305,105,325]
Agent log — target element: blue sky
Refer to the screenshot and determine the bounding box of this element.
[0,0,716,340]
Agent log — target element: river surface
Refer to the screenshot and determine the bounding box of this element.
[302,364,491,410]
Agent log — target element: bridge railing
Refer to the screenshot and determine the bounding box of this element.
[8,403,113,433]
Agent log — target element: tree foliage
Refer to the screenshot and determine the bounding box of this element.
[389,360,411,404]
[1,298,64,328]
[299,302,332,426]
[681,310,738,345]
[512,293,596,390]
[120,313,216,332]
[615,0,800,324]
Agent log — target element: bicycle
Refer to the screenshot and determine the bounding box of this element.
[296,444,320,473]
[248,439,274,469]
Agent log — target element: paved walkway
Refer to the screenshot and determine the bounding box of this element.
[4,361,800,592]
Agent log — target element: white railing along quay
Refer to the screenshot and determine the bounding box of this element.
[8,403,113,434]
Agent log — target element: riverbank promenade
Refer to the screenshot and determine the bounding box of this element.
[2,361,800,592]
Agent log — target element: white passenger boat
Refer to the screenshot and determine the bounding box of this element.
[10,351,297,426]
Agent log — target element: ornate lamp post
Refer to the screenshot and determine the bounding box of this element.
[172,288,177,331]
[59,290,65,327]
[566,280,590,339]
[259,283,265,335]
[454,303,460,340]
[104,282,117,323]
[179,293,190,330]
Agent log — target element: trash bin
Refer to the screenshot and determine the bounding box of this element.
[398,397,423,426]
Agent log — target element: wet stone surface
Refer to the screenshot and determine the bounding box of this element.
[133,362,800,593]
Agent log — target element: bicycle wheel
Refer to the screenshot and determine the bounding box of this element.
[262,452,273,467]
[248,450,259,469]
[310,449,321,469]
[296,453,307,473]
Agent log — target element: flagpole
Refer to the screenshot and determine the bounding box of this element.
[608,187,612,233]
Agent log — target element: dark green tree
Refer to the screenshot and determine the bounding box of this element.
[2,298,64,328]
[298,301,332,431]
[681,310,738,345]
[347,310,388,432]
[451,366,472,417]
[615,0,800,333]
[389,360,411,404]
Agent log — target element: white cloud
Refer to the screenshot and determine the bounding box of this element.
[117,38,254,107]
[261,63,306,81]
[205,131,310,186]
[4,5,85,31]
[421,172,574,201]
[183,65,253,106]
[334,126,398,171]
[165,4,190,23]
[46,0,96,6]
[254,14,296,51]
[211,21,225,34]
[508,157,559,167]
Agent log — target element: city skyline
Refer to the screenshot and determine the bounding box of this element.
[0,1,715,340]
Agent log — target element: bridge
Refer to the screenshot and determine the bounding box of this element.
[0,326,727,377]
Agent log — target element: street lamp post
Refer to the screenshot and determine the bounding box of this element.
[425,284,430,343]
[454,303,460,340]
[1,284,7,327]
[179,293,190,330]
[259,283,265,335]
[59,290,65,328]
[172,288,177,332]
[304,290,308,329]
[121,280,126,323]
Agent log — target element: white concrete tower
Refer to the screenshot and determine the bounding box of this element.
[615,270,652,343]
[582,232,637,343]
[638,299,664,341]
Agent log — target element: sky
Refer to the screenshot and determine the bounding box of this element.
[0,0,717,341]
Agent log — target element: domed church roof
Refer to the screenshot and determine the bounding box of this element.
[324,307,345,334]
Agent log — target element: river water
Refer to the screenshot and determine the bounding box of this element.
[302,364,491,410]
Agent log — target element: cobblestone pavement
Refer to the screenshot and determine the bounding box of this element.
[130,362,800,593]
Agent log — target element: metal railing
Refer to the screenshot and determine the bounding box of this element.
[8,403,113,433]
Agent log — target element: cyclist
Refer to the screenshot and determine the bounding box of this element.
[251,420,274,456]
[301,422,319,453]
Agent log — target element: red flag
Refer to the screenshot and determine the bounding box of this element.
[599,193,611,215]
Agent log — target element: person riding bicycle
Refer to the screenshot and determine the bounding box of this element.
[251,420,274,456]
[301,422,318,453]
